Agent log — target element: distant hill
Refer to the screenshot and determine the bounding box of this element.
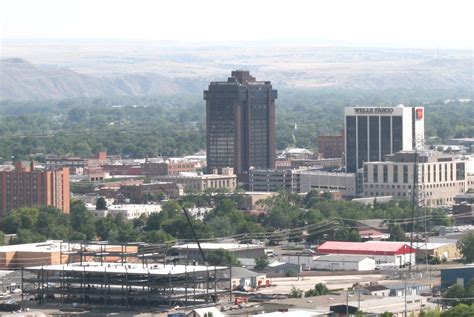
[1,42,473,101]
[0,58,202,101]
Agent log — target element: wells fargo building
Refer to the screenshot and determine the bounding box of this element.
[345,105,425,173]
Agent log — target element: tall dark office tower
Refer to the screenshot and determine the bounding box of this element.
[204,70,277,179]
[345,105,424,173]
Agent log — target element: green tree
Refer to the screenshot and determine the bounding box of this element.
[162,200,182,218]
[70,200,96,240]
[388,224,406,241]
[420,309,441,317]
[289,286,303,298]
[95,216,117,240]
[96,197,107,210]
[255,255,269,271]
[305,283,329,297]
[143,230,174,243]
[457,232,474,263]
[441,304,474,317]
[443,284,466,306]
[207,249,241,266]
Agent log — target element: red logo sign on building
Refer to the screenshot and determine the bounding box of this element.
[416,108,423,120]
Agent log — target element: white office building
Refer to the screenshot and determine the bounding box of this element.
[363,151,467,207]
[345,105,424,172]
[298,170,358,198]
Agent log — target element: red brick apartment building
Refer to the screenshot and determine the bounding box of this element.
[0,161,70,218]
[318,131,344,158]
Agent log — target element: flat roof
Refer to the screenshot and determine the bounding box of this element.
[26,262,227,276]
[345,295,435,313]
[412,242,453,250]
[0,240,65,253]
[0,241,138,253]
[264,293,379,309]
[171,243,264,251]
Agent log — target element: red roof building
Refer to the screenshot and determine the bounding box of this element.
[317,241,416,267]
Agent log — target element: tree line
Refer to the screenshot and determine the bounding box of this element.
[0,190,452,248]
[0,89,472,161]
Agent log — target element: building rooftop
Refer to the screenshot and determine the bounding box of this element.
[0,240,66,253]
[171,243,264,251]
[251,310,329,317]
[345,295,435,314]
[318,241,413,254]
[412,242,453,250]
[263,293,379,310]
[362,284,390,292]
[26,262,227,276]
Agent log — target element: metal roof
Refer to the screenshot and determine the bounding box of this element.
[317,241,414,255]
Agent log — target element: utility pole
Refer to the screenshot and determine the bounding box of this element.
[346,289,349,316]
[404,279,408,317]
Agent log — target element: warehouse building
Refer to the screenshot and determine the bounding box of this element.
[317,241,415,267]
[441,265,474,288]
[412,242,460,262]
[170,243,266,264]
[313,254,376,271]
[154,168,237,193]
[0,241,138,269]
[331,295,435,317]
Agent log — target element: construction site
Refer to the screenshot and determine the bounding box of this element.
[20,242,232,310]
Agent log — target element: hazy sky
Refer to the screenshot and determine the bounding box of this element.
[1,0,473,49]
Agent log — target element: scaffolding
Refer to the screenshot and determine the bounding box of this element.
[23,262,230,309]
[22,241,232,309]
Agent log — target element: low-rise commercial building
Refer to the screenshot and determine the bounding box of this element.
[121,182,184,201]
[261,293,377,315]
[154,168,236,193]
[441,265,474,288]
[45,151,108,175]
[317,241,415,266]
[299,170,358,197]
[359,284,390,297]
[280,148,314,160]
[412,242,460,262]
[91,204,162,220]
[238,191,278,212]
[290,158,343,169]
[388,282,433,297]
[313,254,376,271]
[331,295,436,317]
[0,241,137,269]
[142,160,200,177]
[363,151,468,207]
[248,168,301,192]
[170,243,266,264]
